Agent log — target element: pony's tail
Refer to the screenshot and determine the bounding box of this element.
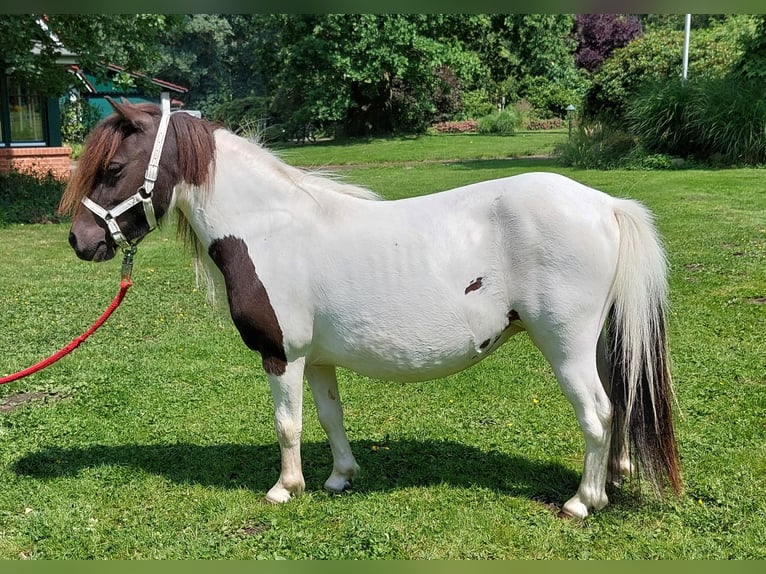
[606,199,682,498]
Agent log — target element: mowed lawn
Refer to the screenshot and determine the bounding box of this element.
[0,134,764,559]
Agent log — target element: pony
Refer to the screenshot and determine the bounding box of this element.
[59,98,681,518]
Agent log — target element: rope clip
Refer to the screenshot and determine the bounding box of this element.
[121,245,137,284]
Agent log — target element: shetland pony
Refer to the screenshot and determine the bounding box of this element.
[60,99,681,518]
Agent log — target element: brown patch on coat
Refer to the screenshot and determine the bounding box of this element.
[208,236,287,376]
[465,277,483,294]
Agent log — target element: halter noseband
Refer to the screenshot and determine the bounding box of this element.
[81,93,172,250]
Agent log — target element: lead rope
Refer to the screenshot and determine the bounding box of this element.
[0,247,136,385]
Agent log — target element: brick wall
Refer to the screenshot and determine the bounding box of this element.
[0,146,72,180]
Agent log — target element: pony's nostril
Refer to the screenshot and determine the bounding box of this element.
[68,232,78,249]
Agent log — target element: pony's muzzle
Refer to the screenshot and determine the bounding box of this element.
[68,229,116,262]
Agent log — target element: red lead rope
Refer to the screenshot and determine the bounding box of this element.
[0,278,133,385]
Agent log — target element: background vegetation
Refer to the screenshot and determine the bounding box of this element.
[7,14,765,165]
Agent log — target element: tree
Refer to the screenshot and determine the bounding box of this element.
[243,14,586,135]
[249,15,487,136]
[152,15,238,116]
[0,15,183,96]
[584,17,749,121]
[731,14,766,80]
[574,14,643,73]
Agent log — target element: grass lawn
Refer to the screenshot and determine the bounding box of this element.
[0,134,764,559]
[274,130,567,167]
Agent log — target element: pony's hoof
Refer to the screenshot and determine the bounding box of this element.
[264,483,303,504]
[324,479,353,495]
[557,508,582,520]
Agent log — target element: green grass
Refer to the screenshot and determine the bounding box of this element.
[274,130,566,167]
[0,135,764,558]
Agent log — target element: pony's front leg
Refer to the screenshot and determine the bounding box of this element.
[306,365,360,493]
[264,357,306,504]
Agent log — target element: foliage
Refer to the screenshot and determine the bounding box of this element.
[476,109,521,135]
[0,15,183,97]
[639,14,730,32]
[235,14,583,136]
[246,15,488,136]
[730,14,766,80]
[526,117,566,131]
[584,17,750,121]
[152,15,260,118]
[574,14,643,73]
[0,170,66,227]
[629,77,766,165]
[554,122,637,169]
[520,74,587,119]
[627,80,695,157]
[209,96,269,134]
[455,88,497,120]
[60,99,102,146]
[430,120,478,134]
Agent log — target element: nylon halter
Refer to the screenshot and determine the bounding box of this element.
[81,93,172,250]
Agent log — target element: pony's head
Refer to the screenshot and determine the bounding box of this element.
[59,98,216,262]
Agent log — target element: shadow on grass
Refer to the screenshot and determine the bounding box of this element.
[450,157,562,171]
[13,438,580,507]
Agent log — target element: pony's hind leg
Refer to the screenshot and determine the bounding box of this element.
[559,361,612,519]
[596,331,633,485]
[264,357,307,503]
[306,365,360,493]
[527,325,612,519]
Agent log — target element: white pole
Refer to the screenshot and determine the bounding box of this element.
[682,14,691,83]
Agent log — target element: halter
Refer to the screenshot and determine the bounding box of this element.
[81,92,172,250]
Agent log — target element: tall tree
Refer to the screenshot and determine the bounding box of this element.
[251,14,486,135]
[0,14,182,95]
[153,14,237,115]
[244,14,584,135]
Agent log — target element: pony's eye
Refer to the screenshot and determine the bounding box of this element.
[106,162,124,176]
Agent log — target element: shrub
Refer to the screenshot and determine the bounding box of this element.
[211,96,269,133]
[458,88,496,120]
[0,169,67,227]
[430,120,478,134]
[627,80,696,156]
[60,98,102,147]
[629,77,766,165]
[585,18,750,122]
[526,117,565,130]
[521,75,587,119]
[554,122,637,168]
[476,109,520,135]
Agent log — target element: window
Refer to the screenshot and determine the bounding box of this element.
[7,77,45,145]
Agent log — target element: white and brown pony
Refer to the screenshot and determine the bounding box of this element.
[59,98,681,518]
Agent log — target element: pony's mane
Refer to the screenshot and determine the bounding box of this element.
[60,105,377,219]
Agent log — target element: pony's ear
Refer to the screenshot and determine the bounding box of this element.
[104,96,153,131]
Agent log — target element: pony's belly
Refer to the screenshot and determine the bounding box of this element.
[331,348,487,382]
[310,320,519,383]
